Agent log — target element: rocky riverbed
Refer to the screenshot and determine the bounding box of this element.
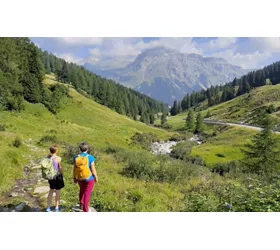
[151,134,203,155]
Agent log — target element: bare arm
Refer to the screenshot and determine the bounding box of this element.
[57,157,64,175]
[91,162,98,183]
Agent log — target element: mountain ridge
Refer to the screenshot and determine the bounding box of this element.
[84,47,250,104]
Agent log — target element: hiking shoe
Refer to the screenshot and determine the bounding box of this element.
[46,207,51,212]
[54,207,59,212]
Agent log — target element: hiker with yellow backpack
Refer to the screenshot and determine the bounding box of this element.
[73,142,98,212]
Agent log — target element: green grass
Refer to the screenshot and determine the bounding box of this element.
[1,75,191,211]
[191,126,257,166]
[164,84,280,166]
[3,74,279,211]
[61,154,186,212]
[206,84,280,123]
[167,84,280,132]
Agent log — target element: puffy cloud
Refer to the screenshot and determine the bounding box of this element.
[156,37,201,54]
[211,49,271,69]
[83,37,201,69]
[54,53,83,64]
[207,37,238,50]
[54,37,104,47]
[39,37,280,70]
[247,37,280,53]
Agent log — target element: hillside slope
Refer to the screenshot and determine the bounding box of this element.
[0,75,172,196]
[168,83,280,131]
[206,84,280,124]
[166,84,280,165]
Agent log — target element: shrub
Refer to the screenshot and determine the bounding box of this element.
[45,129,57,134]
[0,124,5,132]
[62,143,100,164]
[170,141,196,160]
[161,123,172,130]
[42,84,69,114]
[212,161,241,176]
[122,151,155,180]
[104,145,121,154]
[12,136,22,148]
[62,144,80,163]
[266,104,276,114]
[169,132,193,142]
[154,158,211,183]
[185,155,205,166]
[182,176,280,212]
[184,193,219,212]
[130,132,158,150]
[122,152,210,184]
[38,135,59,145]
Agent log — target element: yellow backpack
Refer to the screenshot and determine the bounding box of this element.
[74,154,92,180]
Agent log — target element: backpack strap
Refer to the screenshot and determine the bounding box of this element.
[78,154,89,158]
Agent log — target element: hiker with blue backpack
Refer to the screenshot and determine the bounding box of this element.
[41,145,65,212]
[73,142,98,212]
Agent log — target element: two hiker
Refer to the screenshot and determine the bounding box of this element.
[42,142,98,212]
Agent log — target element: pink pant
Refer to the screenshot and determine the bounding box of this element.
[78,179,95,212]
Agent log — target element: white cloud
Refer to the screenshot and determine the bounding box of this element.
[207,37,238,50]
[247,37,280,53]
[161,37,200,53]
[83,37,201,69]
[54,37,104,47]
[211,49,271,69]
[49,37,280,70]
[54,53,83,64]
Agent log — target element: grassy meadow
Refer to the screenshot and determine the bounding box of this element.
[2,74,280,211]
[1,75,192,211]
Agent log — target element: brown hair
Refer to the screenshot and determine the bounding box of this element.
[49,144,58,156]
[79,142,89,152]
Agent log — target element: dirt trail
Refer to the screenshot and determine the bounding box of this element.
[0,157,45,212]
[0,142,97,212]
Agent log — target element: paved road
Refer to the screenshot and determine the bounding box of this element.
[204,119,280,134]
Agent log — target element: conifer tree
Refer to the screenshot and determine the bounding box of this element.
[242,115,280,174]
[186,109,195,132]
[170,100,179,116]
[161,112,167,125]
[195,112,204,133]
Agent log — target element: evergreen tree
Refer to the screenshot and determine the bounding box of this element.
[0,37,168,118]
[161,112,167,125]
[195,112,204,133]
[58,61,70,83]
[70,67,79,88]
[140,111,149,124]
[49,54,56,73]
[55,59,62,80]
[149,113,155,124]
[242,115,280,174]
[178,101,182,113]
[43,51,51,74]
[236,82,244,96]
[186,109,195,132]
[116,95,125,115]
[170,100,179,116]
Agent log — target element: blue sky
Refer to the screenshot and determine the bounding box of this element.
[31,37,280,70]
